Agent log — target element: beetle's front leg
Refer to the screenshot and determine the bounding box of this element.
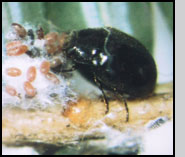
[93,75,109,114]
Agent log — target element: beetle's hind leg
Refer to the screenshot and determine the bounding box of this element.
[123,99,129,122]
[115,94,129,122]
[93,75,109,114]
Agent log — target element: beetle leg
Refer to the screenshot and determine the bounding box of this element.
[93,75,109,114]
[123,99,129,122]
[61,65,77,72]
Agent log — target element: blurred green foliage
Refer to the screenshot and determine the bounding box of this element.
[127,2,154,54]
[2,2,173,55]
[158,2,173,32]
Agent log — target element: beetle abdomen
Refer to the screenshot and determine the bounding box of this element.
[63,27,157,99]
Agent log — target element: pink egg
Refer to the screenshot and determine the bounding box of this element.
[24,81,37,97]
[27,66,37,82]
[45,72,60,84]
[5,85,17,96]
[6,67,22,77]
[40,61,50,74]
[6,41,28,56]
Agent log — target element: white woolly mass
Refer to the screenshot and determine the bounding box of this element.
[2,145,39,155]
[141,121,173,155]
[2,54,77,109]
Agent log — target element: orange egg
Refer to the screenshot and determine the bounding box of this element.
[40,61,50,74]
[58,33,68,49]
[24,81,37,97]
[5,85,17,96]
[27,66,37,82]
[6,67,22,77]
[44,32,59,43]
[44,32,59,54]
[45,43,59,54]
[45,72,60,84]
[6,41,28,56]
[50,58,62,68]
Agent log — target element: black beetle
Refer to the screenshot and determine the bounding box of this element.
[60,27,157,121]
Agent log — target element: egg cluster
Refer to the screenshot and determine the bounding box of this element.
[2,23,77,109]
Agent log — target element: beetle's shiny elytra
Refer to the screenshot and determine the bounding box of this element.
[61,27,157,121]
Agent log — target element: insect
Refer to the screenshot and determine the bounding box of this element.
[59,27,157,122]
[12,23,27,38]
